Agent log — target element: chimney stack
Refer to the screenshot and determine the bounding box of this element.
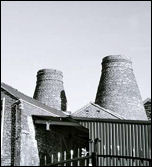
[33,69,67,111]
[95,55,147,120]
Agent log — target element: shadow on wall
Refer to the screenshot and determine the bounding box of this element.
[60,90,67,111]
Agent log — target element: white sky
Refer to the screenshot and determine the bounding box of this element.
[1,1,151,112]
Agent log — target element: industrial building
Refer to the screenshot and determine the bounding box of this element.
[1,55,151,166]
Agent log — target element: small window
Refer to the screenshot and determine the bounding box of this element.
[86,110,89,113]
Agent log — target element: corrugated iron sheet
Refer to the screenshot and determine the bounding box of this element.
[77,118,151,166]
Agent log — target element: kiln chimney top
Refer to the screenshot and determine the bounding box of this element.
[102,55,131,63]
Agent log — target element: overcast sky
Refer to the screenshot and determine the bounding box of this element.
[1,1,151,111]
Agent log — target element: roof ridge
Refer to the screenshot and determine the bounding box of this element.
[72,102,92,115]
[143,98,151,104]
[18,99,60,117]
[72,101,125,119]
[1,82,19,99]
[1,82,33,100]
[90,102,125,119]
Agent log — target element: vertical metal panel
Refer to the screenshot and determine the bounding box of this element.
[122,123,126,166]
[142,125,146,166]
[103,122,106,166]
[148,124,151,167]
[148,125,151,159]
[138,125,142,166]
[132,124,136,166]
[130,124,133,166]
[135,124,139,166]
[145,125,149,166]
[115,123,119,166]
[105,123,108,166]
[100,121,103,166]
[119,123,122,166]
[118,123,121,166]
[89,122,92,154]
[113,123,116,166]
[92,122,95,152]
[125,124,129,165]
[94,121,97,140]
[109,123,112,166]
[78,119,151,166]
[97,122,101,166]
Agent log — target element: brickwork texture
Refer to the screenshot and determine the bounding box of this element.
[33,69,67,111]
[95,55,148,120]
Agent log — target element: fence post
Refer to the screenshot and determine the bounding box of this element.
[44,155,47,166]
[94,138,100,166]
[77,148,80,166]
[51,154,54,164]
[70,150,74,166]
[92,152,97,166]
[64,151,66,166]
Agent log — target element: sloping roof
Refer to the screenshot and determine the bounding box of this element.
[143,98,151,104]
[1,82,67,118]
[71,102,126,119]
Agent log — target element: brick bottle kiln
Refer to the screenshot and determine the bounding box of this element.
[95,55,147,120]
[33,69,67,111]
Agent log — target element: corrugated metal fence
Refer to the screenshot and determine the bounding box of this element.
[76,118,151,166]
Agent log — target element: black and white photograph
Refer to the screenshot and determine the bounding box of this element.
[1,1,151,166]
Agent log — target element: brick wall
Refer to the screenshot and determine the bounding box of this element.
[35,124,63,165]
[1,89,88,166]
[144,101,151,120]
[14,100,57,166]
[1,89,61,166]
[19,100,88,166]
[1,89,17,166]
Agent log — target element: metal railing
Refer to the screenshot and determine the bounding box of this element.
[44,149,151,166]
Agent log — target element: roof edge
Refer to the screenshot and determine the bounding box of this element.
[1,82,67,118]
[72,101,125,119]
[1,84,19,100]
[143,98,151,104]
[91,102,126,119]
